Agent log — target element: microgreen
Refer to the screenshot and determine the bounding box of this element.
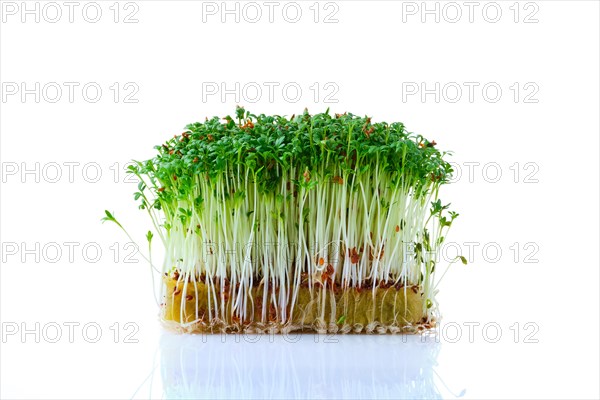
[110,108,461,327]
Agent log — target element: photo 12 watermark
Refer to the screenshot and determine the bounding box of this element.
[424,321,540,344]
[401,82,540,104]
[201,81,340,104]
[1,161,139,184]
[1,82,140,104]
[400,1,539,24]
[1,321,140,343]
[200,1,340,24]
[448,161,540,184]
[1,1,140,24]
[1,241,141,264]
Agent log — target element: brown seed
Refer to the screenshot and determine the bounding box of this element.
[186,294,193,301]
[303,170,310,182]
[332,175,343,184]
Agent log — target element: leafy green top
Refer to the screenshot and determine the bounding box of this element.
[131,107,453,201]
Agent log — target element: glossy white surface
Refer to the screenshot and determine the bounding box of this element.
[3,321,597,399]
[155,334,443,400]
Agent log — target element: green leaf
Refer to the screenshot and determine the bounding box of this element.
[102,210,115,222]
[101,210,120,226]
[101,210,123,229]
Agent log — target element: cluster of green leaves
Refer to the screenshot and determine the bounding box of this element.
[131,107,453,202]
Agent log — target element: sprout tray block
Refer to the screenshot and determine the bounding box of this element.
[108,108,459,334]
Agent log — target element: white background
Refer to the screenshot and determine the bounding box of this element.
[1,1,599,399]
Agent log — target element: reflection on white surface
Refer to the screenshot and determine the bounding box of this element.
[155,332,445,400]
